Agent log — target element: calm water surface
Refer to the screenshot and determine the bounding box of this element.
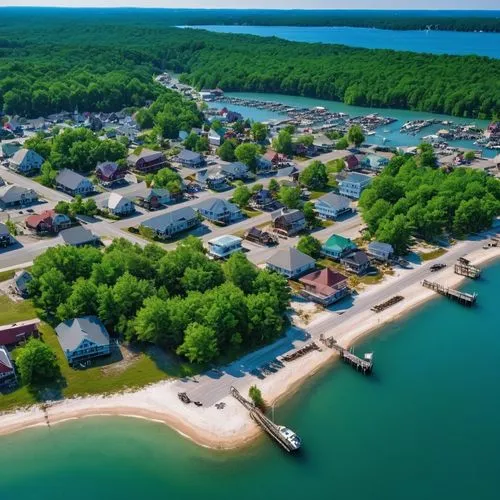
[1,261,500,500]
[187,25,500,59]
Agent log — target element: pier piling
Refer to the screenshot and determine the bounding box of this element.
[454,257,481,279]
[421,279,477,306]
[319,335,373,374]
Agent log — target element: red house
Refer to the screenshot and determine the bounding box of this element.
[127,149,168,173]
[264,151,289,166]
[344,154,360,171]
[96,162,125,184]
[0,319,40,346]
[25,210,71,234]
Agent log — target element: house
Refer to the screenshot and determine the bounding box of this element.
[55,169,94,196]
[314,193,352,220]
[276,165,299,180]
[208,128,222,146]
[55,316,111,366]
[13,270,32,297]
[250,189,281,210]
[104,193,135,216]
[174,149,205,168]
[266,247,315,279]
[127,149,168,173]
[256,155,273,173]
[1,142,21,159]
[344,154,361,171]
[0,346,16,386]
[220,162,249,180]
[244,226,277,246]
[271,208,306,236]
[196,167,228,191]
[60,226,100,247]
[95,162,125,185]
[140,206,199,239]
[0,185,38,209]
[195,198,242,225]
[136,187,178,210]
[264,151,289,166]
[116,125,139,144]
[0,319,40,346]
[25,209,71,233]
[341,250,371,275]
[338,172,372,199]
[207,235,243,259]
[0,223,12,248]
[362,154,389,172]
[367,241,394,261]
[299,268,350,306]
[321,234,357,260]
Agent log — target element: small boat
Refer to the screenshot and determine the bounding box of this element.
[278,426,302,451]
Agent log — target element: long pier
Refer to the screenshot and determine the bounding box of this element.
[230,387,300,452]
[454,257,481,279]
[422,279,477,306]
[319,335,373,374]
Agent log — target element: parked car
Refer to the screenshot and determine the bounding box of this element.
[430,263,446,272]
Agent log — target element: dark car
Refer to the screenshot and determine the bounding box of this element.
[430,263,446,272]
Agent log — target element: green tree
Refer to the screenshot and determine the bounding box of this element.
[222,253,257,294]
[251,122,268,142]
[347,125,365,146]
[253,270,290,311]
[247,292,283,343]
[39,161,57,187]
[135,296,171,344]
[15,338,59,386]
[232,185,252,208]
[376,214,412,255]
[217,140,236,162]
[195,135,209,152]
[336,137,349,150]
[272,130,292,155]
[176,322,219,363]
[302,201,319,227]
[297,235,322,258]
[35,268,72,314]
[268,178,280,194]
[248,385,265,410]
[299,160,328,189]
[183,132,199,150]
[235,143,259,168]
[57,278,98,321]
[464,151,476,162]
[278,186,302,209]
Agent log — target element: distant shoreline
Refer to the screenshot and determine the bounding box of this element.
[1,245,498,450]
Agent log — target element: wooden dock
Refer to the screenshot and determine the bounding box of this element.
[319,335,373,374]
[454,257,481,279]
[230,387,301,452]
[422,279,477,306]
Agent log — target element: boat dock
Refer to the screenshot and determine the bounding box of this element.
[230,387,301,452]
[422,279,477,306]
[319,335,373,374]
[454,257,481,279]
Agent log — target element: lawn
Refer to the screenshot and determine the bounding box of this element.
[242,207,262,218]
[0,269,16,283]
[418,247,447,261]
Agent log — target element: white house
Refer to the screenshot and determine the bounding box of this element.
[338,172,372,199]
[105,193,135,216]
[314,193,352,220]
[55,169,94,196]
[140,207,199,239]
[207,235,243,259]
[367,241,394,261]
[55,316,111,366]
[195,198,242,225]
[0,185,38,209]
[9,148,44,175]
[208,129,222,146]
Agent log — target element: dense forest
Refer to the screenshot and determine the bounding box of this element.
[359,152,500,254]
[2,8,499,32]
[28,238,291,364]
[0,11,499,119]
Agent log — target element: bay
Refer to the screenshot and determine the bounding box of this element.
[210,91,496,157]
[1,260,499,500]
[186,25,500,59]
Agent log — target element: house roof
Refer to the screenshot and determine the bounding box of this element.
[0,319,40,345]
[196,197,239,214]
[0,346,14,374]
[208,235,242,247]
[55,316,110,353]
[267,247,315,272]
[300,268,348,296]
[276,166,298,177]
[220,162,248,176]
[368,241,394,254]
[60,226,98,246]
[141,207,197,231]
[107,193,133,210]
[0,185,38,204]
[177,149,202,162]
[14,270,32,292]
[128,149,165,164]
[56,169,89,190]
[271,208,305,224]
[342,250,370,266]
[11,148,44,166]
[343,172,372,184]
[316,193,351,210]
[96,161,118,177]
[322,234,357,252]
[25,209,56,228]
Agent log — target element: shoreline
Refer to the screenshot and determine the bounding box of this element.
[0,245,498,449]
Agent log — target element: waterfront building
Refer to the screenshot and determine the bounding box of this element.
[341,250,371,275]
[321,234,357,260]
[299,268,350,306]
[367,241,394,261]
[362,154,389,171]
[0,346,16,386]
[266,247,315,278]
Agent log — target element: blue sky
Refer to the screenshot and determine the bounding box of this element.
[1,1,499,9]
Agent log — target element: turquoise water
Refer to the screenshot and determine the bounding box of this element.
[211,92,496,157]
[187,25,500,59]
[1,260,500,500]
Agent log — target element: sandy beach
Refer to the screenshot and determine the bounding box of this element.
[0,243,498,449]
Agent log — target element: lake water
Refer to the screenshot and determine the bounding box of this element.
[2,260,500,500]
[186,25,500,59]
[210,92,496,157]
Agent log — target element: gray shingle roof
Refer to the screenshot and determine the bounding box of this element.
[177,149,202,162]
[60,226,98,246]
[56,169,88,190]
[55,316,110,352]
[141,207,197,231]
[368,241,394,254]
[196,197,239,214]
[267,247,315,272]
[0,185,38,204]
[316,193,351,210]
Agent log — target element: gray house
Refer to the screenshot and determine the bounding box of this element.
[271,208,306,236]
[220,162,249,180]
[174,149,205,168]
[55,169,94,196]
[314,193,352,220]
[140,206,199,239]
[13,270,32,297]
[60,226,100,247]
[266,247,316,278]
[55,316,111,366]
[196,198,242,225]
[367,241,394,261]
[0,185,38,208]
[9,148,44,175]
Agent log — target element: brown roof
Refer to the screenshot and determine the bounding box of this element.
[299,268,348,296]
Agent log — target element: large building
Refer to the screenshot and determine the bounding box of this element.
[314,193,352,220]
[55,169,94,196]
[338,172,372,199]
[266,247,315,279]
[195,198,242,225]
[140,207,199,239]
[9,148,44,175]
[299,268,350,306]
[0,185,38,209]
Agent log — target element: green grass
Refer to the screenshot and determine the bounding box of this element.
[418,247,447,261]
[0,270,15,283]
[242,207,262,218]
[0,295,37,324]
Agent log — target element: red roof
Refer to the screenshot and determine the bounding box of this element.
[0,319,40,345]
[26,209,56,229]
[345,155,359,169]
[300,268,348,296]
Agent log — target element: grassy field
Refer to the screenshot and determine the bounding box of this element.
[0,269,15,283]
[418,247,447,261]
[242,207,262,218]
[0,294,192,413]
